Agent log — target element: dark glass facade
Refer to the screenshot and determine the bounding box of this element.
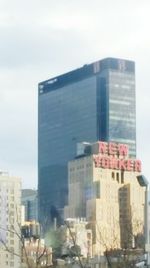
[38,57,136,224]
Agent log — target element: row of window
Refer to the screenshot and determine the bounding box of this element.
[111,171,124,184]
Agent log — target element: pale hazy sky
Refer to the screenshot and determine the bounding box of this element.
[0,0,150,188]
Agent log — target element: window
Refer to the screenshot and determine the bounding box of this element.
[112,172,115,180]
[116,173,119,183]
[121,171,124,184]
[94,181,100,198]
[10,232,14,238]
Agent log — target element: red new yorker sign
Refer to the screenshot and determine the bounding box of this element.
[93,142,141,172]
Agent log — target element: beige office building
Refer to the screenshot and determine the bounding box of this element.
[64,141,145,256]
[0,171,21,268]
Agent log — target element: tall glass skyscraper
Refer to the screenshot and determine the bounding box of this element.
[38,57,136,225]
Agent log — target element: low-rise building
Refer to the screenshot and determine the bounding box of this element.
[60,218,92,258]
[22,220,41,239]
[22,238,52,267]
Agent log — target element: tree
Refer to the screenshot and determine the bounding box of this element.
[45,220,89,268]
[0,223,52,268]
[94,218,145,268]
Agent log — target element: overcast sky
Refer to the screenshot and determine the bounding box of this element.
[0,0,150,188]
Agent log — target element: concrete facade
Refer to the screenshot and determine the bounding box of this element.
[60,218,92,258]
[64,142,145,256]
[0,171,21,268]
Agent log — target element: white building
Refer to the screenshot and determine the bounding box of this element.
[0,171,21,268]
[60,218,92,258]
[22,238,52,267]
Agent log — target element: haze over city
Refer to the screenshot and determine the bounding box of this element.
[0,0,150,188]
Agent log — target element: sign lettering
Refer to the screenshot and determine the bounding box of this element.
[93,142,141,172]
